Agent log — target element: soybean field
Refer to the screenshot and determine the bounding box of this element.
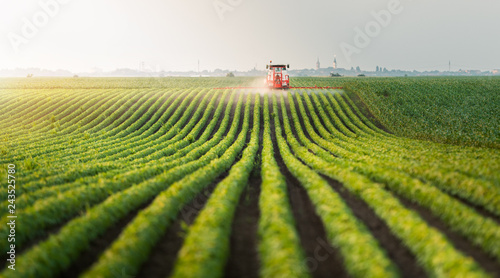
[0,77,499,278]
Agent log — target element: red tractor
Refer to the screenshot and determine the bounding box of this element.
[266,62,290,89]
[213,61,344,90]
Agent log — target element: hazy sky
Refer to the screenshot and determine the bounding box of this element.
[1,0,499,72]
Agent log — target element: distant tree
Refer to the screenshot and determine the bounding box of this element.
[27,73,33,78]
[73,74,79,78]
[330,72,342,77]
[357,74,366,77]
[383,67,388,72]
[376,66,379,72]
[226,72,235,77]
[350,67,355,71]
[356,66,361,72]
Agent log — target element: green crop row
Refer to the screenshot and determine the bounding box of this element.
[323,92,499,182]
[1,92,248,278]
[3,88,186,164]
[0,91,231,219]
[257,95,309,278]
[286,91,490,277]
[0,91,239,250]
[326,91,499,181]
[290,90,500,262]
[274,93,398,278]
[170,94,261,278]
[80,93,253,278]
[0,88,121,160]
[0,89,206,201]
[5,89,176,183]
[300,91,500,216]
[14,88,179,185]
[2,88,145,163]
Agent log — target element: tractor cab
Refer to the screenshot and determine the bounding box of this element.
[266,62,290,89]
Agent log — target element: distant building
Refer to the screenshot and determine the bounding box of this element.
[333,55,337,69]
[316,57,320,70]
